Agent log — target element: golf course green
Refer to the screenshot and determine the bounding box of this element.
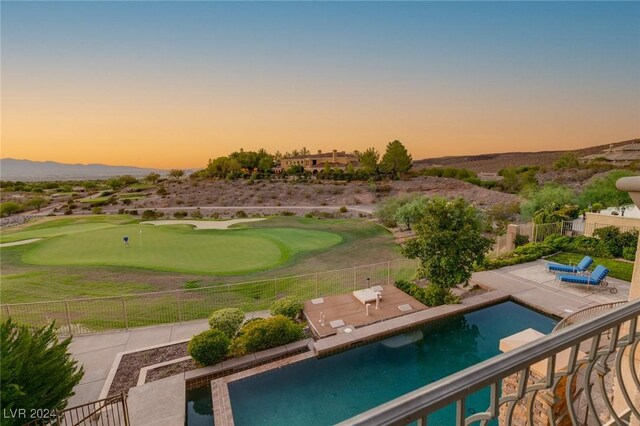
[9,217,343,275]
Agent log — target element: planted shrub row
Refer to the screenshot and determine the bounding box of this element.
[188,298,305,366]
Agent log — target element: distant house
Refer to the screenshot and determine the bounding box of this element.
[278,150,360,174]
[581,143,640,165]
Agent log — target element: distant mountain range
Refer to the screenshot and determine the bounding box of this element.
[0,158,167,181]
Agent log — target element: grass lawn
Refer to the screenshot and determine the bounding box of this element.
[0,215,414,330]
[0,215,406,304]
[546,252,633,282]
[22,224,342,275]
[0,215,137,243]
[78,196,112,204]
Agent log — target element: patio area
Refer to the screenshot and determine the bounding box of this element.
[473,260,630,317]
[303,284,428,338]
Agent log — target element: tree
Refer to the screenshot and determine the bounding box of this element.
[145,172,161,184]
[205,157,242,179]
[380,140,412,175]
[358,147,380,174]
[26,196,48,212]
[106,177,124,190]
[1,319,84,423]
[375,194,418,228]
[402,197,493,289]
[394,196,428,230]
[257,156,275,173]
[169,169,185,179]
[119,175,138,186]
[0,202,22,217]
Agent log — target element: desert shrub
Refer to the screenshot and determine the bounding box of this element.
[270,296,303,320]
[280,211,296,216]
[91,206,103,214]
[339,206,348,213]
[230,316,303,357]
[141,209,159,220]
[187,329,230,366]
[1,202,23,217]
[235,210,248,218]
[191,209,203,219]
[173,211,188,219]
[208,308,245,338]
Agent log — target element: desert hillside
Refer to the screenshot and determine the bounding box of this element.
[414,138,640,173]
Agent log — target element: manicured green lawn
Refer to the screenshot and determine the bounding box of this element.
[546,252,633,282]
[20,224,342,275]
[0,215,137,243]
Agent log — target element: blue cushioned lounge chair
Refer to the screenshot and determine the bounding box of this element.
[556,265,617,293]
[547,256,593,274]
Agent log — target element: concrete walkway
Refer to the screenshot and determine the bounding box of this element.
[66,260,630,408]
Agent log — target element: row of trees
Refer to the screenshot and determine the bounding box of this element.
[194,140,413,180]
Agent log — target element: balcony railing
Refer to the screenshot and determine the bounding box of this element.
[339,298,640,426]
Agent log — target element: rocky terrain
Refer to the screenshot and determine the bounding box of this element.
[111,176,519,212]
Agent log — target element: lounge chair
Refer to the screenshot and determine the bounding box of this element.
[556,265,617,293]
[547,256,593,274]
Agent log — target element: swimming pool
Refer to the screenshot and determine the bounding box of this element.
[187,301,557,425]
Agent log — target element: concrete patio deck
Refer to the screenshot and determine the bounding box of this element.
[303,285,427,338]
[472,259,630,317]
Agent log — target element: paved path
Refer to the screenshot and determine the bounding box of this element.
[67,311,269,407]
[104,204,376,214]
[66,260,630,408]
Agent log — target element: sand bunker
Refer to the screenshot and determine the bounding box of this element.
[141,218,265,230]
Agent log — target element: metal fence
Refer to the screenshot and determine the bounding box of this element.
[339,298,640,426]
[23,392,129,426]
[516,220,640,244]
[0,258,418,335]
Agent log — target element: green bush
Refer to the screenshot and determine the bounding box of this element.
[270,296,303,320]
[513,234,530,247]
[208,308,245,338]
[394,280,459,307]
[423,285,448,307]
[187,329,230,366]
[623,246,636,261]
[230,316,303,357]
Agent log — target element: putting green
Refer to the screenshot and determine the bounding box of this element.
[20,223,342,275]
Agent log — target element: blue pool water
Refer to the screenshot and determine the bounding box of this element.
[188,301,557,425]
[186,386,214,426]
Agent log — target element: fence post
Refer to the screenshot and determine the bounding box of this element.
[273,278,277,301]
[315,273,319,298]
[4,305,11,319]
[387,261,391,285]
[64,300,72,336]
[121,297,128,330]
[176,292,182,323]
[353,266,357,290]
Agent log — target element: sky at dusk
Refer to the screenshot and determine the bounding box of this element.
[2,1,639,169]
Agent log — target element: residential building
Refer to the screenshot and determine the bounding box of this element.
[279,150,359,173]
